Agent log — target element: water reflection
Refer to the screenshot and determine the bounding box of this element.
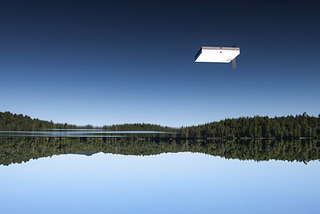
[1,151,319,214]
[0,136,319,214]
[1,136,319,166]
[0,129,174,138]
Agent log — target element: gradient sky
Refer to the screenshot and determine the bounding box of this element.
[1,0,319,127]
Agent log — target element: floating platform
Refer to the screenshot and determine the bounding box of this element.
[195,46,240,63]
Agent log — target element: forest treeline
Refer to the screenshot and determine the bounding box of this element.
[1,111,320,139]
[0,137,319,166]
[0,111,78,130]
[181,112,320,139]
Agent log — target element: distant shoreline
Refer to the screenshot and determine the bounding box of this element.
[1,111,319,139]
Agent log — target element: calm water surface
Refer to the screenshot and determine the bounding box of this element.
[0,129,173,138]
[0,137,319,214]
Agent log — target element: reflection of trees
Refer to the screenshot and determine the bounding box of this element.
[1,138,319,166]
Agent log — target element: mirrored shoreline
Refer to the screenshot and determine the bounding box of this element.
[1,136,319,166]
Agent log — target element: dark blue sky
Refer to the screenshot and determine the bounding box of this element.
[1,0,319,127]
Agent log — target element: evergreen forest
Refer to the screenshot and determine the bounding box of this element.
[1,111,319,139]
[0,137,319,166]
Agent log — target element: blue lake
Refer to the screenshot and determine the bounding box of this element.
[0,130,173,138]
[0,137,319,214]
